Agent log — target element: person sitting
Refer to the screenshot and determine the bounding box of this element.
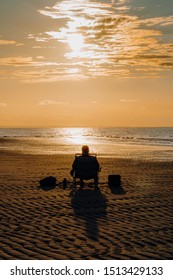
[70,145,100,189]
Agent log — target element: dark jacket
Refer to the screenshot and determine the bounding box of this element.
[71,155,100,178]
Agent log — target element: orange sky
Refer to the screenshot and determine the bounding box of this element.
[0,0,173,127]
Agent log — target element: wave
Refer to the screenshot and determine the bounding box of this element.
[0,127,173,147]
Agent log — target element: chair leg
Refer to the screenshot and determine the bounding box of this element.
[72,176,76,194]
[80,179,84,189]
[94,176,99,189]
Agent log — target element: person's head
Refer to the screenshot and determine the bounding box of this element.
[82,145,89,156]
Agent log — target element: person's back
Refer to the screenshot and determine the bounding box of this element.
[70,145,100,189]
[74,154,99,178]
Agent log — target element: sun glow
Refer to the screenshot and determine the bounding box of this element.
[38,0,173,80]
[68,33,84,54]
[61,128,89,145]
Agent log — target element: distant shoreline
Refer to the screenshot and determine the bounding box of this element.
[0,137,173,162]
[0,127,173,161]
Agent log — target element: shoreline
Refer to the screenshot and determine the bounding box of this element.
[0,137,173,162]
[0,150,173,259]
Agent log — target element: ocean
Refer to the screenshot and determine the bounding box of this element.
[0,127,173,161]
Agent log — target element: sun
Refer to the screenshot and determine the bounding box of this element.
[68,33,84,55]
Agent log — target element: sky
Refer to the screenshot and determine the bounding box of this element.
[0,0,173,127]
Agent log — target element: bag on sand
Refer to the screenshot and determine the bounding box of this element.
[40,176,57,188]
[108,175,121,187]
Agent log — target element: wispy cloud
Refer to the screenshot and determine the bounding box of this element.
[0,57,88,82]
[120,99,139,103]
[116,0,129,4]
[0,39,23,46]
[39,1,112,19]
[0,102,7,107]
[142,16,173,27]
[36,0,173,79]
[0,56,60,67]
[0,57,33,66]
[0,0,173,81]
[39,100,60,106]
[38,100,68,106]
[13,67,88,83]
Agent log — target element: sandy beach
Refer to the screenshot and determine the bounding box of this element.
[0,147,173,260]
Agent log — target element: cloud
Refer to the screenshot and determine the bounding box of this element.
[1,1,173,81]
[116,6,130,12]
[0,56,61,68]
[141,16,173,27]
[38,1,113,19]
[38,100,66,106]
[161,62,173,67]
[28,33,50,42]
[0,57,33,66]
[116,0,129,4]
[120,99,139,103]
[0,39,23,46]
[36,0,173,79]
[0,58,89,82]
[91,100,98,104]
[0,103,7,107]
[25,73,88,83]
[12,66,88,83]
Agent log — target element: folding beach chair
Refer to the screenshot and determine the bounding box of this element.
[72,153,100,193]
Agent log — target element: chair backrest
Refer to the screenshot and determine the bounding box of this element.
[74,154,99,179]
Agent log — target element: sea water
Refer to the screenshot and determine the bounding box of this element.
[0,127,173,161]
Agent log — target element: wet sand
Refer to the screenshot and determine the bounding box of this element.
[0,150,173,259]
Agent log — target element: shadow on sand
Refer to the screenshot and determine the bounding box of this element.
[109,183,126,195]
[71,187,107,241]
[39,184,56,191]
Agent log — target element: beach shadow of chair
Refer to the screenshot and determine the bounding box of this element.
[71,188,107,241]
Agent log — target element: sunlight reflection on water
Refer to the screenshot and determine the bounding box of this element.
[59,128,93,145]
[0,127,173,161]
